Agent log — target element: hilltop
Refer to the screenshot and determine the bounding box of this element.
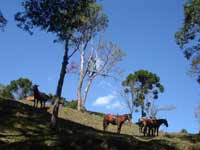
[0,98,200,150]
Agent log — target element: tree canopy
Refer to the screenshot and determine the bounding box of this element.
[122,70,164,117]
[175,0,200,83]
[7,78,33,100]
[15,0,98,40]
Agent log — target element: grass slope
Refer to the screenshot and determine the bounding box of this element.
[0,99,200,150]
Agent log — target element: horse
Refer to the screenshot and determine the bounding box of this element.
[136,118,144,133]
[154,119,168,136]
[138,118,168,137]
[140,117,157,136]
[32,84,49,109]
[103,114,132,134]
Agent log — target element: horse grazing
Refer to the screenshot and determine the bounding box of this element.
[154,119,168,136]
[32,85,49,109]
[103,114,132,134]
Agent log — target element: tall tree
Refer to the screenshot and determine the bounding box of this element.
[15,0,100,128]
[76,3,108,111]
[175,0,200,83]
[15,0,96,98]
[122,70,164,118]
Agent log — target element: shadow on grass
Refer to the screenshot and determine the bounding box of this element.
[0,99,178,150]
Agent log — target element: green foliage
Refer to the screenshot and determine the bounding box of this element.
[0,83,14,99]
[122,69,164,117]
[180,129,188,134]
[175,0,200,83]
[0,84,5,93]
[67,100,78,109]
[0,88,14,99]
[15,0,100,41]
[7,78,32,100]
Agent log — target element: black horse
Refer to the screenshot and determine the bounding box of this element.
[154,119,168,136]
[32,85,49,108]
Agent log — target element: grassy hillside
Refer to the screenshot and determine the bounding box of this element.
[0,99,200,150]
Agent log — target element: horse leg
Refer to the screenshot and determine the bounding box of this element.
[40,100,42,108]
[34,98,36,107]
[103,119,108,132]
[36,99,38,108]
[117,123,122,134]
[44,100,46,108]
[157,127,159,136]
[143,126,147,136]
[148,127,150,136]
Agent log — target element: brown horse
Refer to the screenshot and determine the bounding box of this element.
[138,118,168,136]
[32,85,49,108]
[103,114,132,134]
[140,118,156,136]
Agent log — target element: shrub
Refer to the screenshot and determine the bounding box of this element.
[67,100,78,109]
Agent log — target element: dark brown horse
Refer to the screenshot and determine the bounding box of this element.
[138,118,168,136]
[103,114,132,134]
[32,85,49,108]
[140,118,157,136]
[154,119,168,136]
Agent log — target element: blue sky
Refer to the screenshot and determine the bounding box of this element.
[1,0,200,133]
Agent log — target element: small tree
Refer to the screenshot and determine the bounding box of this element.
[122,70,164,118]
[7,78,32,100]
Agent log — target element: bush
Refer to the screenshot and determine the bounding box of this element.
[67,100,77,109]
[0,88,14,99]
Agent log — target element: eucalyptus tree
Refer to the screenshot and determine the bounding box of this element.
[122,70,164,118]
[76,3,108,111]
[15,0,99,128]
[78,40,125,111]
[175,0,200,83]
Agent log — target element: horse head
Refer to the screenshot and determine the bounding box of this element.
[163,119,168,127]
[126,114,132,123]
[32,84,39,94]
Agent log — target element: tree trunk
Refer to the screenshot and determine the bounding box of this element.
[141,105,146,118]
[82,76,94,107]
[77,43,85,111]
[56,39,69,98]
[51,39,69,129]
[51,98,59,129]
